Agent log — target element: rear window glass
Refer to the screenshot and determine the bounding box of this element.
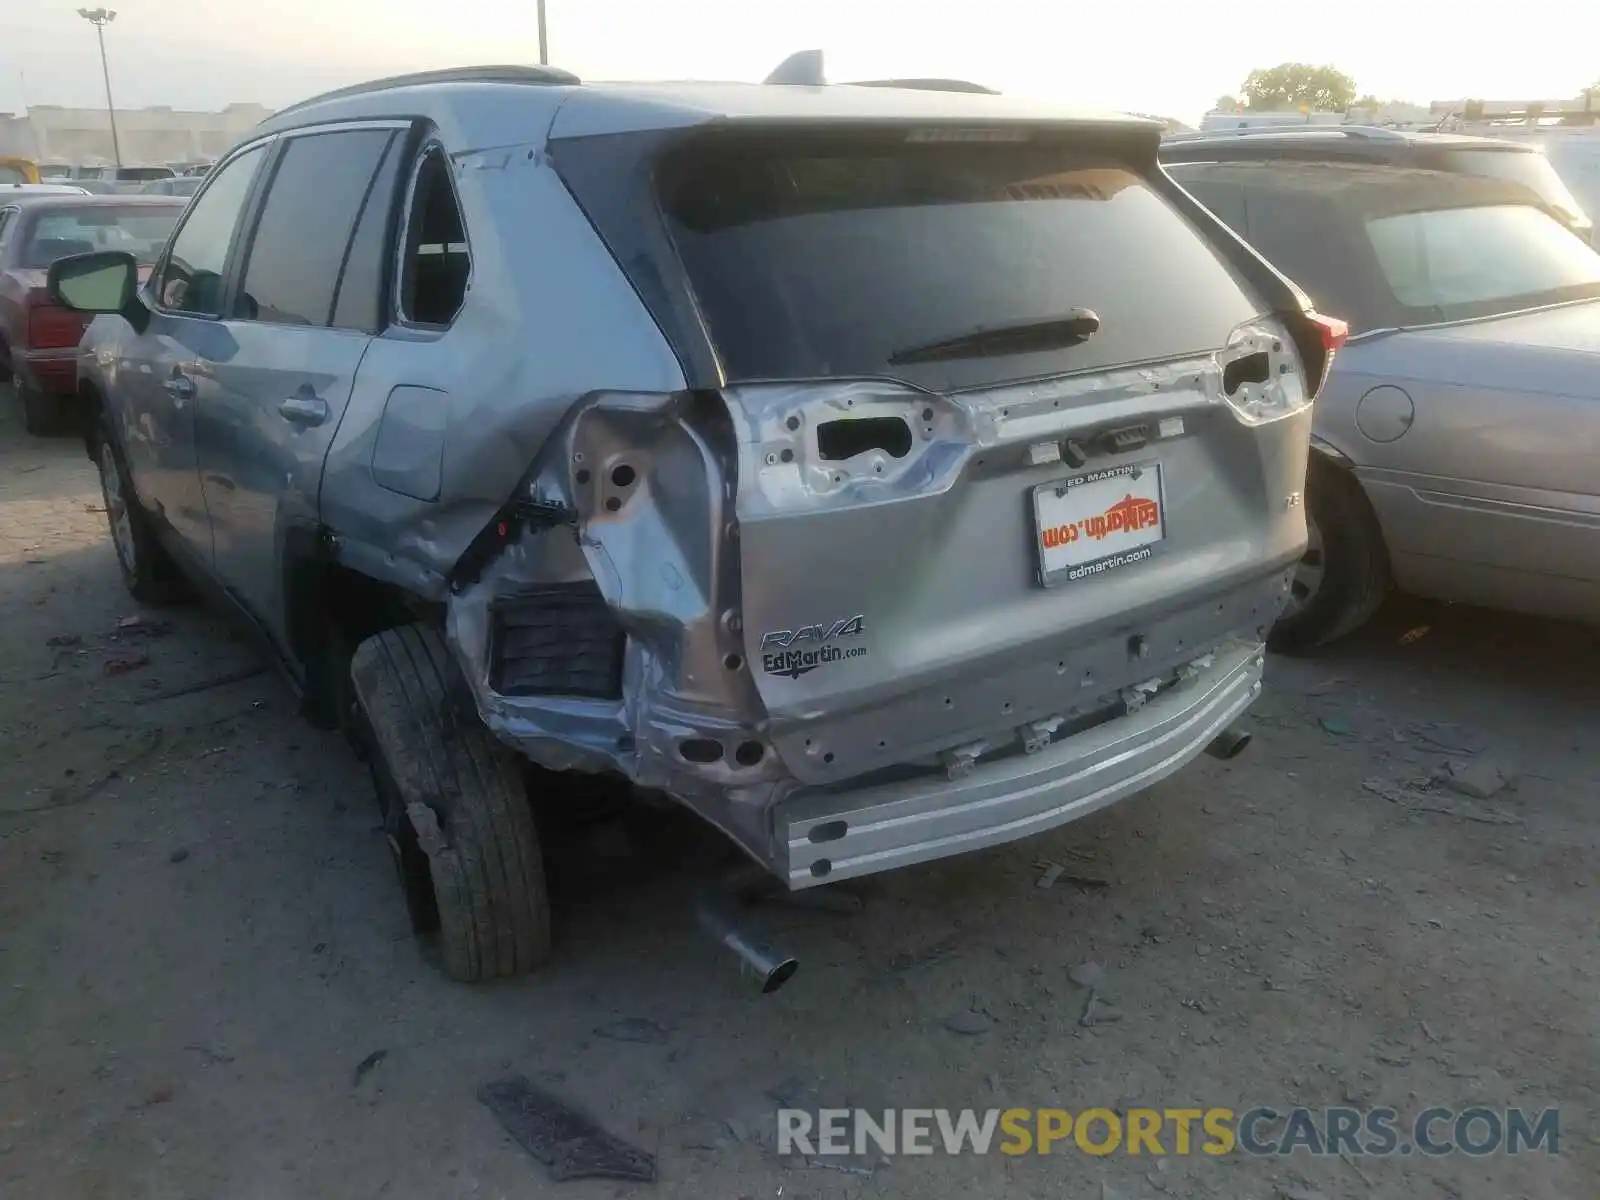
[1364,203,1600,317]
[656,135,1261,390]
[115,166,175,183]
[22,206,179,268]
[1438,149,1589,227]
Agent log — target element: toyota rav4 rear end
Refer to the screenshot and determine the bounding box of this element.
[451,86,1343,888]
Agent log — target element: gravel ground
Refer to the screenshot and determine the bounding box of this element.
[1,389,1595,1200]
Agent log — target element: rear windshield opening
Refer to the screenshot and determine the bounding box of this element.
[655,132,1261,391]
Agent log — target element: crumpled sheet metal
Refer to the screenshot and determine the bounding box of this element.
[445,390,800,866]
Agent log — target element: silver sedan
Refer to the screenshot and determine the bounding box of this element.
[1168,160,1600,649]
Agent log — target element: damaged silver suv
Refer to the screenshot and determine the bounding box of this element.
[51,64,1345,984]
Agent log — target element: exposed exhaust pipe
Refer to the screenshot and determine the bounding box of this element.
[1205,725,1253,760]
[696,886,799,994]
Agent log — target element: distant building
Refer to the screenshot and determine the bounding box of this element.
[0,102,275,167]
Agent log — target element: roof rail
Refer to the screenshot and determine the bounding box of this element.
[761,51,998,94]
[1182,125,1410,142]
[851,77,1000,95]
[271,64,579,119]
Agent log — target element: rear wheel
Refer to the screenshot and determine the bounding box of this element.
[349,624,552,982]
[1269,458,1390,654]
[93,421,190,605]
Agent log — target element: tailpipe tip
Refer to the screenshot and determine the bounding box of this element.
[1205,725,1252,760]
[697,892,800,994]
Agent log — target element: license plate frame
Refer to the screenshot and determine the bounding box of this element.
[1032,460,1168,588]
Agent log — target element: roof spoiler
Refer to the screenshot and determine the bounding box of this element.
[763,49,998,94]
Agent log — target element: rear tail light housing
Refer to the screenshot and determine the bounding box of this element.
[26,301,86,351]
[1307,311,1349,355]
[1218,315,1313,427]
[1290,310,1348,401]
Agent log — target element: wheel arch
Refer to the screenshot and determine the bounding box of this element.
[283,529,435,729]
[1309,432,1357,472]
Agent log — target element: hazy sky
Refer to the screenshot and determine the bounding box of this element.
[3,0,1597,125]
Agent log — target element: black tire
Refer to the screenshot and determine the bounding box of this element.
[91,419,191,605]
[20,382,58,436]
[1269,458,1390,654]
[349,624,552,982]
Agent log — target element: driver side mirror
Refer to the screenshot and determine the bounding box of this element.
[48,250,139,314]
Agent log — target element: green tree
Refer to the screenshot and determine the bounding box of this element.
[1240,63,1359,112]
[1214,93,1241,112]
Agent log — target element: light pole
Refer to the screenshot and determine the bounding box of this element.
[77,8,123,167]
[536,0,548,65]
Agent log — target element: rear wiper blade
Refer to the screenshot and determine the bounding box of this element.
[887,308,1101,365]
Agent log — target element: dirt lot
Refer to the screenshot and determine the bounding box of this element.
[1,389,1595,1200]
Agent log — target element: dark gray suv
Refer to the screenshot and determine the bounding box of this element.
[1161,127,1594,244]
[49,65,1342,984]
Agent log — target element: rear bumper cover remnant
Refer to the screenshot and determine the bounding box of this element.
[774,638,1263,887]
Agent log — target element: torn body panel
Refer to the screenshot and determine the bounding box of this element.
[317,140,688,605]
[446,389,792,861]
[447,330,1309,882]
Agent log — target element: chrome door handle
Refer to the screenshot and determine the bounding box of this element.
[163,373,196,402]
[278,393,330,427]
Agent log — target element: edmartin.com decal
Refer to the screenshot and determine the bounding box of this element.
[759,615,868,680]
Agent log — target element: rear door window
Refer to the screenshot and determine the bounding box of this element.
[234,128,395,327]
[330,134,405,332]
[656,133,1263,391]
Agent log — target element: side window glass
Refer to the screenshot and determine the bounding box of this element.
[330,134,405,332]
[398,147,470,326]
[0,211,13,246]
[234,128,394,327]
[156,143,266,316]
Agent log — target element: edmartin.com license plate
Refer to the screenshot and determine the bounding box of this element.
[1033,461,1166,586]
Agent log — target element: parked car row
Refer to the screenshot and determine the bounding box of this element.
[29,161,216,195]
[0,194,183,432]
[16,61,1598,990]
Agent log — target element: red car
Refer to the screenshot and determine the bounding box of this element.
[0,194,181,433]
